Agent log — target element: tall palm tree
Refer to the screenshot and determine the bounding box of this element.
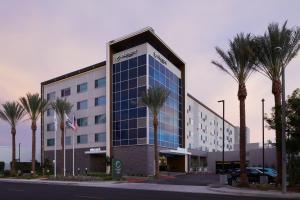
[0,102,25,175]
[50,98,72,174]
[19,93,48,175]
[255,21,300,185]
[142,86,169,177]
[212,33,256,186]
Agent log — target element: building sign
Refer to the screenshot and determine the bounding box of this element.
[153,52,167,65]
[112,159,123,179]
[115,50,138,62]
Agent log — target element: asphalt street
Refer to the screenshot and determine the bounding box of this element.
[0,182,286,200]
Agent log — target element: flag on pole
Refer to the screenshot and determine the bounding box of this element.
[65,113,77,131]
[54,111,58,132]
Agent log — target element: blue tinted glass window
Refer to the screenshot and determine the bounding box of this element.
[129,79,137,89]
[129,57,137,68]
[128,68,137,78]
[77,82,88,93]
[138,65,146,76]
[129,108,137,119]
[121,60,128,71]
[138,55,146,66]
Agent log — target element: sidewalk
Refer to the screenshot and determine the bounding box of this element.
[0,178,299,199]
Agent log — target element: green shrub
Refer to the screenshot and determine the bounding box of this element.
[0,161,4,173]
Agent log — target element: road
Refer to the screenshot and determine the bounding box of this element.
[0,182,285,200]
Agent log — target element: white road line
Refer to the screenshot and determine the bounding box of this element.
[76,195,103,199]
[6,189,24,192]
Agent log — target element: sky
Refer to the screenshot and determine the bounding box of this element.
[0,0,300,154]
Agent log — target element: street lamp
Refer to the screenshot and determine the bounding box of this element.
[218,100,225,174]
[18,143,21,162]
[262,99,265,176]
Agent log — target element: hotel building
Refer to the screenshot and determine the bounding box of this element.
[41,27,240,175]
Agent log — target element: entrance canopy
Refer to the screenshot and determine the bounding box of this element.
[85,147,106,155]
[160,147,191,155]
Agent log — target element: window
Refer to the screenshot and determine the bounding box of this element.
[77,100,88,110]
[47,123,55,131]
[61,88,71,97]
[77,82,88,93]
[95,132,106,143]
[77,135,88,144]
[65,136,71,145]
[95,114,106,124]
[47,92,55,101]
[77,117,88,127]
[46,108,54,116]
[95,96,106,106]
[47,138,55,146]
[95,77,106,88]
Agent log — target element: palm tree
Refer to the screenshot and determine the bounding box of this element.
[212,33,256,186]
[19,93,48,175]
[255,21,300,185]
[0,102,25,175]
[141,86,169,177]
[50,98,73,174]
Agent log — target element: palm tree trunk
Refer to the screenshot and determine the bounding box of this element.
[31,121,37,175]
[153,115,159,177]
[238,84,249,186]
[60,121,65,175]
[272,79,282,186]
[11,127,16,176]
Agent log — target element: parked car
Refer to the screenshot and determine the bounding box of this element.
[253,167,277,183]
[230,167,267,183]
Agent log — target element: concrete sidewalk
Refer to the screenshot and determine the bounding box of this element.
[0,178,299,199]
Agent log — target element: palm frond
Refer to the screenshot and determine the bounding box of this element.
[0,101,25,127]
[50,98,73,121]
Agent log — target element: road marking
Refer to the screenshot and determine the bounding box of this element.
[7,189,24,192]
[76,195,103,199]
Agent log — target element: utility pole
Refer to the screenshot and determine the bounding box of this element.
[19,143,21,162]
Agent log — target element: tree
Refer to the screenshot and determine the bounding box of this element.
[19,93,48,175]
[0,102,25,175]
[255,21,300,185]
[50,98,72,174]
[141,86,169,177]
[265,88,300,186]
[212,33,256,186]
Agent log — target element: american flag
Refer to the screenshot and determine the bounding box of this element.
[65,113,78,132]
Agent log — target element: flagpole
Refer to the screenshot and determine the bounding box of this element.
[72,131,75,176]
[64,114,66,177]
[54,125,57,177]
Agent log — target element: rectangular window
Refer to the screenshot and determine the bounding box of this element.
[95,96,106,106]
[77,135,88,144]
[95,114,106,124]
[77,100,88,110]
[47,123,55,131]
[77,82,88,93]
[95,77,106,88]
[65,136,71,145]
[47,138,55,146]
[77,117,88,127]
[46,108,54,116]
[47,92,56,101]
[95,132,106,143]
[61,88,71,97]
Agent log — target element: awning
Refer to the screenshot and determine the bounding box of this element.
[85,148,106,155]
[160,147,191,155]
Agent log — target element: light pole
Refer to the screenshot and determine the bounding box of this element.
[262,99,265,176]
[218,100,225,174]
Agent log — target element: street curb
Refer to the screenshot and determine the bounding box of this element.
[207,185,300,199]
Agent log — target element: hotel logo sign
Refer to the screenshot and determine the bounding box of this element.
[153,52,167,65]
[115,50,138,62]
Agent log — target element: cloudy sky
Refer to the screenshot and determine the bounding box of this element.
[0,0,300,154]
